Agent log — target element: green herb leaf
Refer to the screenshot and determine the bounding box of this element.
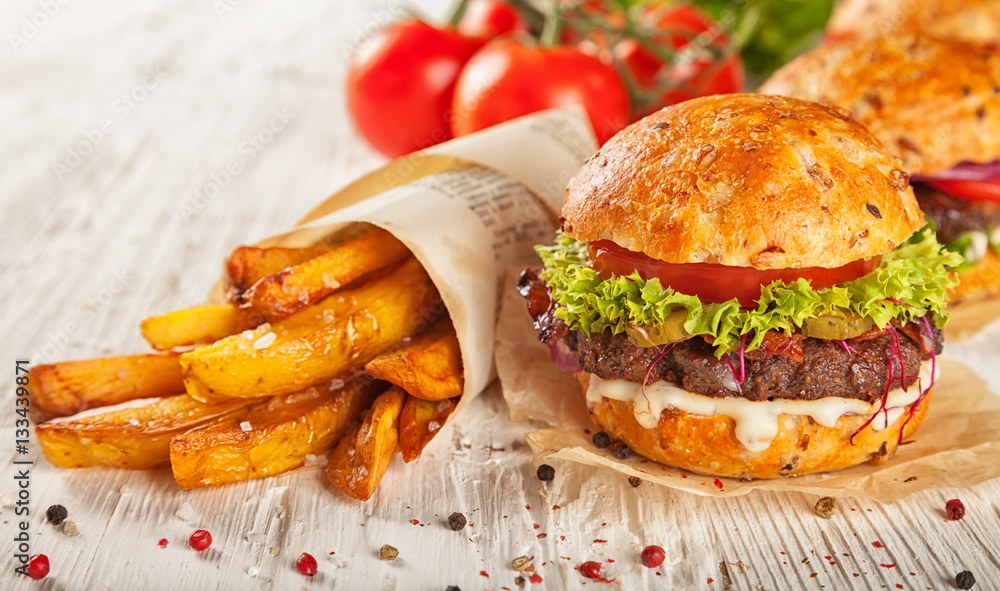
[691,0,835,78]
[536,227,962,357]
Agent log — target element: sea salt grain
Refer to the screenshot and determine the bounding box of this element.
[247,566,259,578]
[129,419,140,427]
[240,421,253,432]
[253,332,276,349]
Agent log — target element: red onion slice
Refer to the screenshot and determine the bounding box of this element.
[912,161,1000,182]
[548,337,581,373]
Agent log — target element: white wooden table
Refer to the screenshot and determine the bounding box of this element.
[2,1,999,589]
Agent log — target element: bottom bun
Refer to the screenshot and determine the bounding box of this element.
[949,248,1000,303]
[581,374,932,480]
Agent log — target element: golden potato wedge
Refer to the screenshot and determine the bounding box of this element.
[28,354,185,422]
[224,245,332,300]
[169,377,382,489]
[36,395,252,469]
[182,257,441,402]
[364,317,463,401]
[399,396,457,462]
[140,303,243,350]
[326,386,406,501]
[241,228,411,324]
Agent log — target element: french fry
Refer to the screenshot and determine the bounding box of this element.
[224,245,332,300]
[36,395,253,469]
[181,257,441,402]
[140,303,243,350]
[241,228,411,323]
[364,317,464,401]
[169,377,382,489]
[326,386,406,501]
[399,396,458,462]
[28,354,185,422]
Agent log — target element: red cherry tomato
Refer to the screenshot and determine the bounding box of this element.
[451,37,630,144]
[347,21,484,158]
[589,240,881,306]
[924,179,1000,204]
[614,2,744,118]
[458,0,530,38]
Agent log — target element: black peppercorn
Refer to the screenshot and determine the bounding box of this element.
[536,464,555,482]
[446,587,462,591]
[615,444,632,460]
[628,476,642,487]
[447,512,467,531]
[956,570,976,589]
[46,505,68,526]
[592,432,611,448]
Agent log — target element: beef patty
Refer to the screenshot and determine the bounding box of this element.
[915,182,1000,244]
[572,324,939,405]
[519,269,941,406]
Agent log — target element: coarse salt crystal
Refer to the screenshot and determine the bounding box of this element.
[247,566,259,578]
[322,309,336,323]
[253,332,276,349]
[328,378,345,390]
[241,330,255,340]
[175,502,198,523]
[129,419,140,427]
[240,421,253,432]
[322,273,341,289]
[428,421,441,432]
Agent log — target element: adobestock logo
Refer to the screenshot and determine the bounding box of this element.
[50,66,168,181]
[179,106,296,222]
[8,0,74,54]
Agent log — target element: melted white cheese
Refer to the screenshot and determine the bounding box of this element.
[586,362,937,453]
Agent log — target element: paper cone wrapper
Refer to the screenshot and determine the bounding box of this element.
[209,108,597,420]
[496,269,1000,503]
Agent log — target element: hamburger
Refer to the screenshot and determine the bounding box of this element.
[761,35,1000,303]
[825,0,1000,49]
[519,93,960,479]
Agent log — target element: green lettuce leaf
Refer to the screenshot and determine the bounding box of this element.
[536,227,963,357]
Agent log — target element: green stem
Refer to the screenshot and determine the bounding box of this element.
[540,0,562,46]
[447,0,470,28]
[506,0,546,34]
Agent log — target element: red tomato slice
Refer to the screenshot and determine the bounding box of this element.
[924,179,1000,204]
[589,240,880,306]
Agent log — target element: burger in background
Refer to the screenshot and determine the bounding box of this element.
[761,35,1000,303]
[825,0,1000,49]
[520,94,960,479]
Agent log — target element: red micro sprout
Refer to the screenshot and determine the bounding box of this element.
[899,315,937,446]
[641,343,676,406]
[838,340,858,355]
